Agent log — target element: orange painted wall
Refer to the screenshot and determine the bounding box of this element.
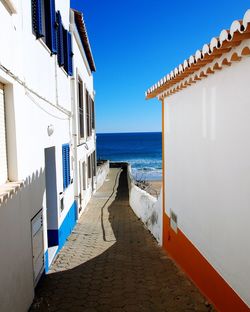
[161,101,249,312]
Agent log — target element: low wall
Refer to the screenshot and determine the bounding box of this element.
[96,160,109,190]
[127,165,162,245]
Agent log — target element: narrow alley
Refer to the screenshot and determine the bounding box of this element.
[31,167,214,312]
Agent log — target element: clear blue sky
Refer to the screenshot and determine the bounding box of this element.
[70,0,250,133]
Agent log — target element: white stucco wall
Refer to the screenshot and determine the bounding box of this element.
[0,1,75,311]
[70,15,96,216]
[0,189,34,312]
[163,46,250,307]
[96,161,110,190]
[128,166,162,244]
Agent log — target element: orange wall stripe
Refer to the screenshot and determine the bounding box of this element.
[163,214,249,312]
[161,99,165,242]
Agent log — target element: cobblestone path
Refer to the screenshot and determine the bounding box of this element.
[31,167,215,312]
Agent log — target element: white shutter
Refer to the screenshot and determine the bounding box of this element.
[0,84,8,185]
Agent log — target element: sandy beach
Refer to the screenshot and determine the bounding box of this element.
[142,180,162,197]
[134,179,162,197]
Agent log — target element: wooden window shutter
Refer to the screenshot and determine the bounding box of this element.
[63,30,73,76]
[56,11,64,66]
[62,144,70,190]
[32,0,44,39]
[44,0,57,54]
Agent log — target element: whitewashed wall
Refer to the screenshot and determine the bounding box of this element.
[0,1,74,311]
[164,45,250,307]
[70,15,96,216]
[128,166,162,244]
[96,161,109,190]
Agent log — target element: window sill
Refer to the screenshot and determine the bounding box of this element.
[0,181,24,204]
[36,37,52,55]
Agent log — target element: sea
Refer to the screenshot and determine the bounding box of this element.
[96,132,162,181]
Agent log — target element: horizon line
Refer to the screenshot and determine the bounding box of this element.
[96,130,162,135]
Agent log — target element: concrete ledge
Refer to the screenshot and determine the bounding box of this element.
[96,160,109,190]
[127,165,162,245]
[0,181,24,205]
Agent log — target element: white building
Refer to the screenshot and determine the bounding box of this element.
[0,1,96,311]
[70,9,97,217]
[146,9,250,312]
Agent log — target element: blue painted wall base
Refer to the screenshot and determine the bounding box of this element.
[45,201,77,272]
[44,250,49,273]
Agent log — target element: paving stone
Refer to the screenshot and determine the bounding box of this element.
[30,168,216,312]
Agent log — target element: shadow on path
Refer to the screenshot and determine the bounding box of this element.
[31,167,214,312]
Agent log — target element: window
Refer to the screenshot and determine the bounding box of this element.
[31,0,57,54]
[86,90,93,137]
[0,84,8,185]
[63,29,73,76]
[62,144,70,190]
[32,0,44,39]
[91,98,95,130]
[56,11,64,66]
[32,2,73,75]
[44,0,57,54]
[93,151,97,177]
[78,78,84,139]
[81,161,86,191]
[57,14,73,75]
[87,155,91,180]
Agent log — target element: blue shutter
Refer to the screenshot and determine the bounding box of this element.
[62,144,70,190]
[63,28,68,73]
[67,32,73,76]
[32,0,44,38]
[62,145,67,190]
[63,30,74,76]
[66,145,71,186]
[44,0,57,54]
[56,11,64,66]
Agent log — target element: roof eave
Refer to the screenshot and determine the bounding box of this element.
[72,9,96,72]
[146,9,250,100]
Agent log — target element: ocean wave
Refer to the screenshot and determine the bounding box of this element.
[108,158,162,181]
[136,167,162,172]
[116,158,162,168]
[131,168,162,181]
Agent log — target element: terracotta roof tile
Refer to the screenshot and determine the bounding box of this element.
[146,9,250,100]
[72,9,96,72]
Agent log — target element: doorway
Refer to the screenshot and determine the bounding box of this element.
[44,147,58,267]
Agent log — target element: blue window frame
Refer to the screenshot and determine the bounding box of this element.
[62,144,71,190]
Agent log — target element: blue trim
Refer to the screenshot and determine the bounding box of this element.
[46,201,77,270]
[44,250,49,273]
[58,201,77,251]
